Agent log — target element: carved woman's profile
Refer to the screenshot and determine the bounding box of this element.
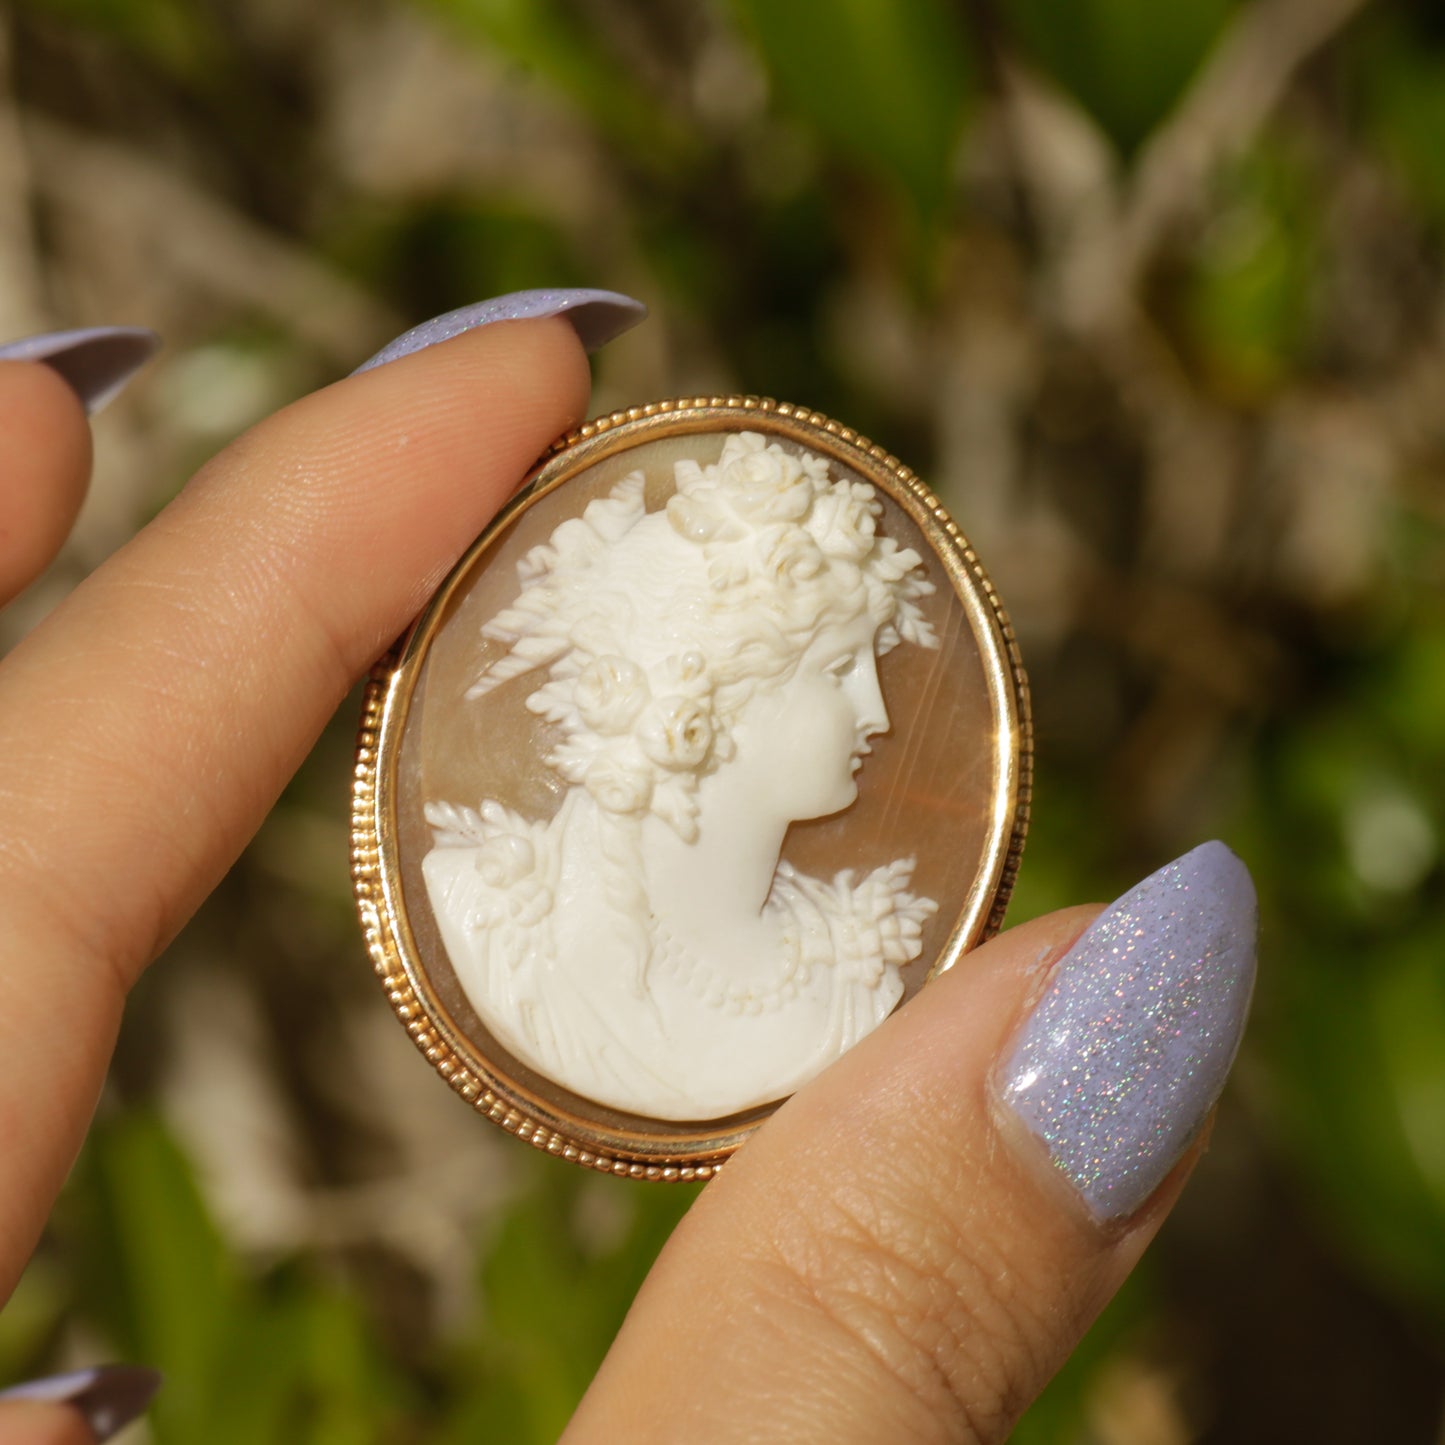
[420,432,941,1119]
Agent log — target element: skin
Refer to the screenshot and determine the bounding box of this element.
[0,320,1203,1444]
[0,361,93,599]
[0,1401,96,1445]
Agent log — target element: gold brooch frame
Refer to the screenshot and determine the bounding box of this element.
[351,396,1032,1179]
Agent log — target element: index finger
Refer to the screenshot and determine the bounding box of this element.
[0,310,598,1293]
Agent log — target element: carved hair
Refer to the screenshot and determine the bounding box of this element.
[470,433,938,842]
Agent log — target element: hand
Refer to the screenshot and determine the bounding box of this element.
[0,298,1255,1444]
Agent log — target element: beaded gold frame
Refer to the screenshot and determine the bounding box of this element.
[352,397,1032,1178]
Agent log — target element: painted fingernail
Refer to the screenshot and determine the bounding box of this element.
[0,1364,163,1440]
[352,287,647,375]
[0,326,160,415]
[1000,841,1257,1222]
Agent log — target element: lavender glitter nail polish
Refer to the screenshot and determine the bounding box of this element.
[351,288,647,374]
[1000,841,1257,1222]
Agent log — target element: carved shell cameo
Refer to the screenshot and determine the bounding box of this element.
[352,398,1030,1178]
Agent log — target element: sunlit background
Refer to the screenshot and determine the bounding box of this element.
[1,0,1443,1440]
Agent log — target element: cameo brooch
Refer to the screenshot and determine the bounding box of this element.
[352,398,1030,1178]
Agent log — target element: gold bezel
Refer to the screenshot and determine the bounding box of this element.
[351,396,1032,1179]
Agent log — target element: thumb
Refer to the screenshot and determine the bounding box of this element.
[564,842,1257,1444]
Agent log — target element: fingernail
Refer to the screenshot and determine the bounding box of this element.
[999,841,1258,1222]
[352,287,647,375]
[0,326,160,415]
[0,1364,163,1440]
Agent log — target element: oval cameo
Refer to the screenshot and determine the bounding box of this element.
[353,399,1030,1178]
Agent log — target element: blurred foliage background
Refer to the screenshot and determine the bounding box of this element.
[0,0,1443,1439]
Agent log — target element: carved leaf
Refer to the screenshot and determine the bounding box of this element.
[423,800,491,847]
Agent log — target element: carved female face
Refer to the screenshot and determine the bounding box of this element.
[729,610,889,823]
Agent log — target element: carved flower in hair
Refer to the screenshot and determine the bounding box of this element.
[760,525,826,588]
[584,755,654,815]
[473,832,536,890]
[721,444,814,525]
[637,695,714,772]
[574,655,650,735]
[809,490,878,563]
[473,835,554,924]
[661,650,713,700]
[666,491,727,544]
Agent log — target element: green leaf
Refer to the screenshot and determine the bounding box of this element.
[66,1112,240,1420]
[62,1114,406,1445]
[439,1165,698,1445]
[0,1258,68,1382]
[421,0,686,168]
[1375,936,1445,1224]
[329,198,583,322]
[731,0,972,216]
[1361,16,1445,228]
[18,0,225,77]
[1002,0,1237,155]
[1377,625,1445,764]
[1183,144,1319,399]
[1264,933,1445,1325]
[293,1284,409,1445]
[205,1285,314,1445]
[479,1180,596,1440]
